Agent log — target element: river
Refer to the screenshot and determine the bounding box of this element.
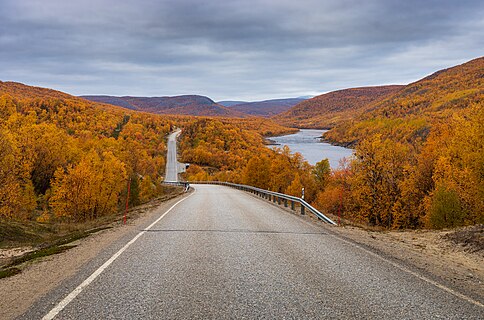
[270,129,353,168]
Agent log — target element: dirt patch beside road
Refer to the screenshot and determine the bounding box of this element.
[444,225,483,253]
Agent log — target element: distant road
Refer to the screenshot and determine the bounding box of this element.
[23,185,483,319]
[164,130,181,182]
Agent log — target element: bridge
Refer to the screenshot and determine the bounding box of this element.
[19,131,483,319]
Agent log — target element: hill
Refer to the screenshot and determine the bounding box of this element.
[0,82,129,114]
[1,81,81,101]
[0,80,178,223]
[224,98,306,117]
[315,57,484,230]
[363,57,483,118]
[82,95,246,117]
[273,86,404,128]
[325,57,484,146]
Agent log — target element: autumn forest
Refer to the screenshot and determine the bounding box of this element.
[0,57,483,234]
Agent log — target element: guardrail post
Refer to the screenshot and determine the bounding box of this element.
[291,201,295,210]
[301,204,305,215]
[277,197,281,205]
[273,196,277,203]
[284,199,288,207]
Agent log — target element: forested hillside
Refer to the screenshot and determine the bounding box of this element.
[325,57,483,146]
[273,85,403,128]
[0,82,76,101]
[0,82,174,222]
[80,95,138,110]
[180,118,321,203]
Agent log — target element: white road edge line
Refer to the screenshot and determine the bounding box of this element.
[331,234,484,308]
[42,194,192,320]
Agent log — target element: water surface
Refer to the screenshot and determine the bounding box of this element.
[270,129,353,168]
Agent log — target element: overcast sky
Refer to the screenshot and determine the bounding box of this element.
[1,0,483,101]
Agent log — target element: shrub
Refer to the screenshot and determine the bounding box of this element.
[427,185,465,229]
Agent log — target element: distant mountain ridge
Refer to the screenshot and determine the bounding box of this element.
[273,85,404,128]
[81,95,246,117]
[219,98,306,117]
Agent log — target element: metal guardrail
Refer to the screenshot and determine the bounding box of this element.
[188,181,337,225]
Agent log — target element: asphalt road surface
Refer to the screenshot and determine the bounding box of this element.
[164,130,181,182]
[21,185,483,319]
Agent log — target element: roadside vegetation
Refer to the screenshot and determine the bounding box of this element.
[0,89,174,224]
[0,185,183,278]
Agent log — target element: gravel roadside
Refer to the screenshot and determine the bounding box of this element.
[324,224,483,304]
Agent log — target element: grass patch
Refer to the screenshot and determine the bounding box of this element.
[0,230,106,279]
[0,267,21,279]
[0,220,54,248]
[52,226,112,247]
[0,225,116,279]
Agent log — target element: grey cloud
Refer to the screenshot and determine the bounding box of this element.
[0,0,482,100]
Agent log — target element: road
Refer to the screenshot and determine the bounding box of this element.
[21,185,482,319]
[164,130,182,182]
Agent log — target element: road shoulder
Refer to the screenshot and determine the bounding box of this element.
[323,224,483,305]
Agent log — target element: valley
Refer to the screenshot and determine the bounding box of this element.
[0,56,482,320]
[1,57,482,231]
